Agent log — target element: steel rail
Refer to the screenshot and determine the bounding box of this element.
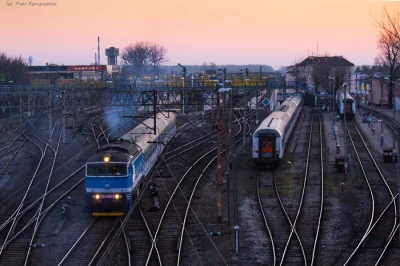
[24,126,63,265]
[343,121,396,265]
[311,114,324,266]
[256,171,277,266]
[57,218,97,266]
[279,115,314,266]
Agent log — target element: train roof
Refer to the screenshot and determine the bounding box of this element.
[253,95,302,138]
[119,112,176,151]
[87,142,137,163]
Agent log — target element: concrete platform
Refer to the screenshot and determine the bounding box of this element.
[322,113,348,171]
[354,109,398,162]
[322,107,398,173]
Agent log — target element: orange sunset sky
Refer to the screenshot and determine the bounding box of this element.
[0,0,399,70]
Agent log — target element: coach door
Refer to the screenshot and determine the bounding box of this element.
[259,136,275,158]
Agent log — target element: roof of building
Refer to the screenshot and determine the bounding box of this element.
[295,56,355,67]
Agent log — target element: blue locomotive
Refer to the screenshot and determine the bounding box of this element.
[85,112,176,216]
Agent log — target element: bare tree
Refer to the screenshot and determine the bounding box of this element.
[208,62,217,71]
[148,43,167,74]
[311,57,331,92]
[326,66,349,95]
[376,32,400,108]
[376,6,400,50]
[0,52,29,85]
[200,62,209,73]
[121,42,167,75]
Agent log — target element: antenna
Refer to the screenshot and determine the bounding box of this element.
[98,36,100,65]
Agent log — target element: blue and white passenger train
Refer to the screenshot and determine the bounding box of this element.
[252,95,303,166]
[85,112,176,216]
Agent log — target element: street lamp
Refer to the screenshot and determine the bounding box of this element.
[328,76,335,125]
[392,78,400,150]
[355,71,360,95]
[343,83,348,176]
[8,81,13,125]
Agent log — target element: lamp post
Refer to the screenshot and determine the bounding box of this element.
[8,81,13,125]
[392,79,400,150]
[329,77,335,125]
[398,113,400,243]
[381,76,384,137]
[343,83,348,176]
[355,72,360,95]
[370,75,373,106]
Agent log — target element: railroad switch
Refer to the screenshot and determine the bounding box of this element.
[149,182,159,197]
[61,203,70,219]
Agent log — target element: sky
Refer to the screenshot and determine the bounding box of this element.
[0,0,399,70]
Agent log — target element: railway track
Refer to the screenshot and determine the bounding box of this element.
[0,108,131,265]
[0,92,261,266]
[94,92,261,266]
[257,111,324,265]
[0,116,61,265]
[296,113,324,266]
[335,120,398,265]
[22,107,223,266]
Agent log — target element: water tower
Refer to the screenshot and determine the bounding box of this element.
[105,47,119,65]
[28,56,33,66]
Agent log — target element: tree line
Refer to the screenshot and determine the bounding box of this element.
[0,52,29,85]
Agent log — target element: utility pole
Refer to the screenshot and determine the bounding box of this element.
[393,80,397,150]
[398,118,400,243]
[19,93,22,125]
[330,77,335,126]
[381,77,384,138]
[343,83,348,176]
[62,89,66,144]
[256,90,259,125]
[216,84,223,224]
[227,85,239,254]
[202,86,205,126]
[218,68,227,82]
[48,90,52,143]
[371,75,373,105]
[73,87,76,133]
[211,92,215,126]
[153,90,157,135]
[178,63,187,114]
[8,81,13,127]
[243,88,247,151]
[28,86,31,117]
[222,90,227,174]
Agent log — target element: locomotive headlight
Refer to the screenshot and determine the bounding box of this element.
[114,194,120,199]
[95,194,100,200]
[103,156,110,163]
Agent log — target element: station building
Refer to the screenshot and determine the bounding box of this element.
[27,64,118,85]
[285,56,356,94]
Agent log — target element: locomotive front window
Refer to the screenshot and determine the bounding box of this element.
[87,163,128,176]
